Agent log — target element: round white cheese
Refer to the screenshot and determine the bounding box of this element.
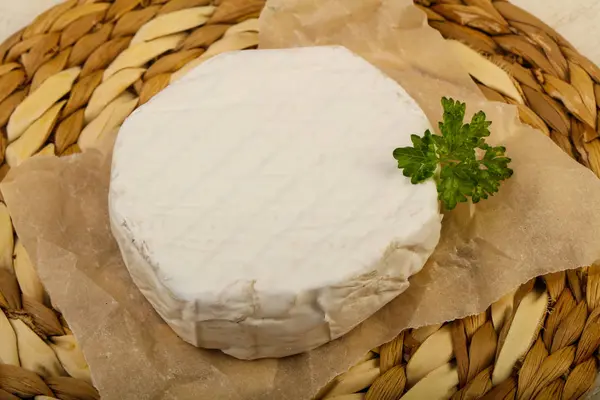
[109,46,441,360]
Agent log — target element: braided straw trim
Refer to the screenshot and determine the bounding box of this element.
[0,364,98,400]
[319,269,600,400]
[0,0,599,399]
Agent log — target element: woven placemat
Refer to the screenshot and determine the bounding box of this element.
[0,0,599,399]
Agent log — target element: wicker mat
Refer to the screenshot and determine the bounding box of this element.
[0,0,599,399]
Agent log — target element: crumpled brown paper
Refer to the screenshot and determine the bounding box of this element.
[2,0,600,398]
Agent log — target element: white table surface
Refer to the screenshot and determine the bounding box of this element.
[0,0,63,41]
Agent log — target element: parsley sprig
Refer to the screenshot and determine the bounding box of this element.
[393,97,513,210]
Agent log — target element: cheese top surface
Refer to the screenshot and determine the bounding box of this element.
[109,46,441,358]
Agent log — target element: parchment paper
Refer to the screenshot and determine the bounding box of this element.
[2,0,600,398]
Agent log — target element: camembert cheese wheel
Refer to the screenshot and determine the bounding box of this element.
[109,46,441,359]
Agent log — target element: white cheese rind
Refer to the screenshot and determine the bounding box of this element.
[109,46,441,359]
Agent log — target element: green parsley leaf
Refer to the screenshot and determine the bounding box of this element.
[393,97,513,210]
[392,131,437,184]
